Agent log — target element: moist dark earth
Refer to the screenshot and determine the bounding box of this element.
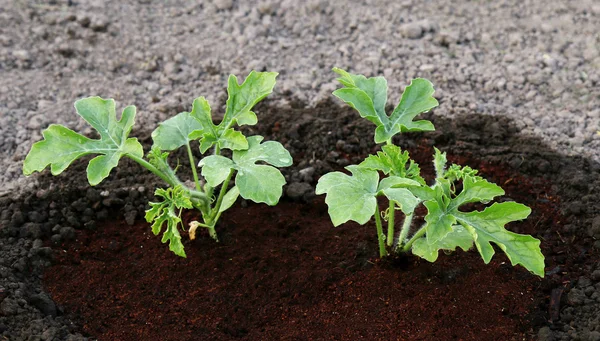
[1,1,600,341]
[2,100,600,340]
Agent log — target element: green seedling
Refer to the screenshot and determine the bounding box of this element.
[316,68,544,277]
[23,71,293,257]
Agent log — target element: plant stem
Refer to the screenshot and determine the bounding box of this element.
[374,203,388,258]
[127,154,210,207]
[397,213,413,250]
[401,223,427,253]
[208,169,235,224]
[386,201,395,247]
[186,143,202,191]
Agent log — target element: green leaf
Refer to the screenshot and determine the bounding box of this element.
[222,71,278,128]
[412,225,473,262]
[23,97,143,186]
[454,202,544,277]
[316,165,379,226]
[151,111,203,151]
[219,186,240,213]
[360,145,425,184]
[332,67,389,126]
[433,147,447,179]
[332,68,438,143]
[188,96,249,153]
[232,136,292,205]
[145,186,193,257]
[377,176,422,192]
[375,78,438,142]
[198,155,235,187]
[423,199,456,244]
[449,176,504,210]
[199,135,292,205]
[382,188,420,215]
[417,159,543,276]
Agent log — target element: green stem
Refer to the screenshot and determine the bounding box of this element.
[386,201,395,247]
[208,169,235,224]
[127,154,210,207]
[374,203,388,258]
[401,223,427,253]
[186,143,202,191]
[397,213,414,250]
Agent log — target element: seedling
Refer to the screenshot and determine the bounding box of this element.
[23,71,293,257]
[317,68,545,277]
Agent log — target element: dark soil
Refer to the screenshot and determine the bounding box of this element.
[2,99,600,340]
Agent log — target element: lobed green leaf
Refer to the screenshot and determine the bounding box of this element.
[316,165,379,226]
[23,97,143,186]
[199,135,292,206]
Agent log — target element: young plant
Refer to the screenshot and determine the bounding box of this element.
[23,71,293,257]
[316,68,545,277]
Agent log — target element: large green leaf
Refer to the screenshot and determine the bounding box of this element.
[455,202,544,277]
[417,167,543,276]
[332,68,438,143]
[23,96,143,186]
[151,111,203,151]
[315,165,379,226]
[145,186,193,257]
[199,135,292,205]
[412,225,473,262]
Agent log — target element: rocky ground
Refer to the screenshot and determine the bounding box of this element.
[0,0,599,340]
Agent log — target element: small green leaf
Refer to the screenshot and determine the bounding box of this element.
[433,147,447,179]
[449,176,504,210]
[382,188,420,215]
[198,135,292,206]
[360,145,425,184]
[188,96,249,153]
[455,202,544,277]
[232,136,292,205]
[424,199,456,244]
[412,225,473,262]
[219,186,240,213]
[377,176,422,192]
[375,78,438,142]
[316,165,379,226]
[145,186,193,258]
[23,97,143,186]
[332,67,389,127]
[222,71,278,128]
[332,69,437,143]
[198,155,235,187]
[151,111,203,151]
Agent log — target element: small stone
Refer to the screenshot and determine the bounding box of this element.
[13,50,30,61]
[90,15,110,31]
[401,23,423,39]
[286,182,313,200]
[567,288,585,306]
[299,167,315,182]
[589,331,600,341]
[124,210,137,226]
[29,293,57,317]
[213,0,233,10]
[591,270,600,281]
[588,216,600,238]
[537,326,555,341]
[59,226,76,241]
[0,298,18,316]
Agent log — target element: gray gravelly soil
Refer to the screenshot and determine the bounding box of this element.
[0,0,599,340]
